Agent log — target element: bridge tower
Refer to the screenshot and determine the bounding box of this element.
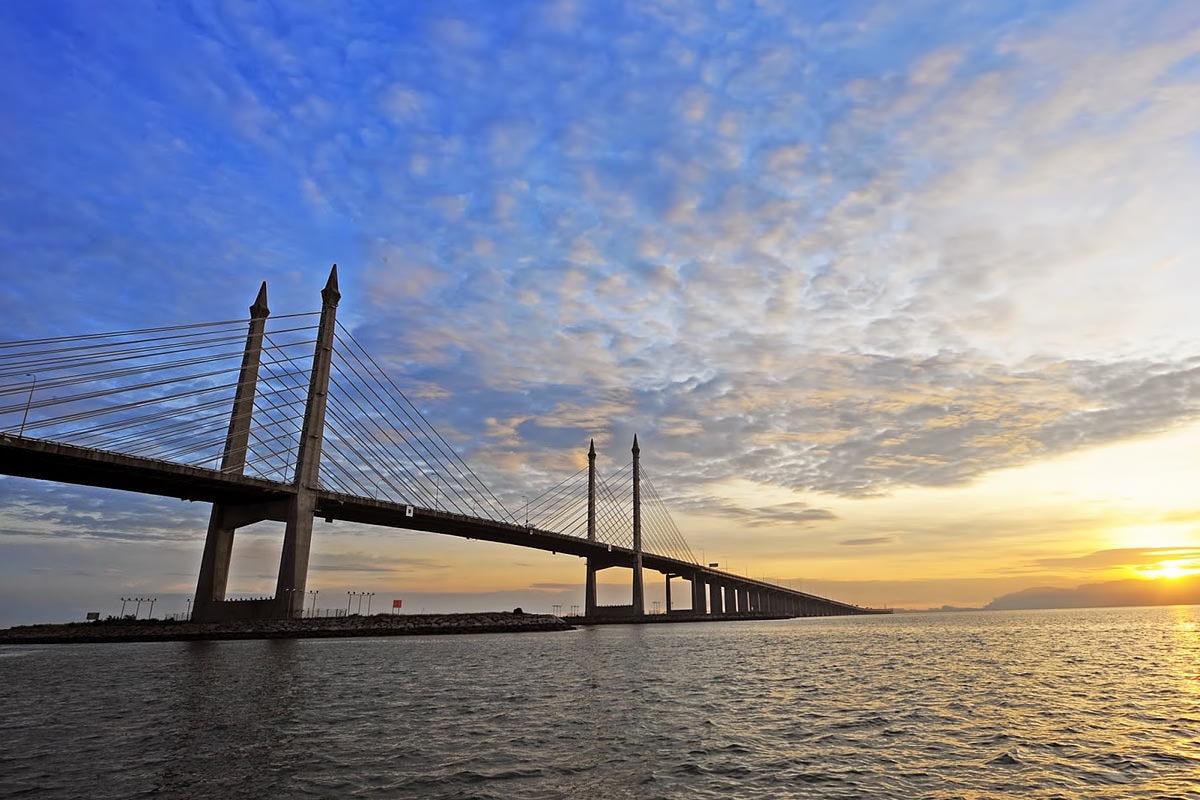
[192,267,340,622]
[581,435,646,619]
[631,434,645,617]
[584,439,598,617]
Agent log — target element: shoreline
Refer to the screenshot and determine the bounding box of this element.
[0,611,574,645]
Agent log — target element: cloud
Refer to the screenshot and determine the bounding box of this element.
[0,480,209,543]
[1032,547,1200,572]
[840,536,894,547]
[309,553,447,574]
[667,496,838,528]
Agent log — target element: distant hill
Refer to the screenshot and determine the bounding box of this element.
[986,577,1200,610]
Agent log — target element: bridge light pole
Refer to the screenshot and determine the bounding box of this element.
[365,592,375,615]
[120,597,130,617]
[308,589,319,617]
[18,373,36,438]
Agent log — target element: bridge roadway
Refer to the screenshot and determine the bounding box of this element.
[1,433,878,616]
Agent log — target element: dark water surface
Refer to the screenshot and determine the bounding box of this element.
[2,607,1199,799]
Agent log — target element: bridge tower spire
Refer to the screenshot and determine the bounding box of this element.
[193,281,271,621]
[584,439,598,617]
[275,265,340,617]
[631,434,644,617]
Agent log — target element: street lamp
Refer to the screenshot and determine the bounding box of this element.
[282,588,299,618]
[365,592,375,615]
[133,597,145,618]
[120,597,130,617]
[147,598,157,619]
[346,591,354,615]
[19,374,36,438]
[186,598,192,620]
[308,589,319,617]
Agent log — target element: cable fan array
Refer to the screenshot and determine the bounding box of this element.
[0,314,699,563]
[318,322,515,524]
[521,459,698,564]
[0,314,319,481]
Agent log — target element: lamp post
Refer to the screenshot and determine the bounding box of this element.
[282,588,299,618]
[308,589,319,618]
[365,592,375,615]
[19,374,36,438]
[186,598,192,620]
[120,597,130,617]
[133,597,145,618]
[147,598,157,619]
[346,591,353,615]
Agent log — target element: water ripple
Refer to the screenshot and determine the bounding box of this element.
[2,607,1200,798]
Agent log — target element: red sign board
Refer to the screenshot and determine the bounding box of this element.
[392,599,403,609]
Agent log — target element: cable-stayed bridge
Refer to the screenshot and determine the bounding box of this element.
[0,268,885,622]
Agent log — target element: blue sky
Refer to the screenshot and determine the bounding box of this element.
[2,0,1199,625]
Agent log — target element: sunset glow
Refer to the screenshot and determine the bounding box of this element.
[1137,560,1200,582]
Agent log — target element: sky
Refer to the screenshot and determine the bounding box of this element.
[1,0,1199,626]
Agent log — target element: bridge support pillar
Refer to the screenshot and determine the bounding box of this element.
[664,573,674,613]
[724,585,737,614]
[692,575,706,614]
[584,559,599,617]
[709,582,724,615]
[193,283,270,623]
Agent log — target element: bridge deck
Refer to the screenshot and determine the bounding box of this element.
[1,434,876,614]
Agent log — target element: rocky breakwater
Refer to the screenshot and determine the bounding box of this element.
[0,612,574,645]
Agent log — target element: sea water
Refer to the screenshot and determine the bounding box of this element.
[1,606,1198,799]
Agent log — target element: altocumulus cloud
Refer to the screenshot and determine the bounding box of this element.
[0,1,1198,524]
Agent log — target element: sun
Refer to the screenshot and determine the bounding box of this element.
[1138,560,1200,581]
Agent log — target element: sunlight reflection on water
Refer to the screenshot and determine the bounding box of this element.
[1,607,1198,798]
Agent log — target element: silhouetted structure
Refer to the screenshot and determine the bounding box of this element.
[0,269,886,622]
